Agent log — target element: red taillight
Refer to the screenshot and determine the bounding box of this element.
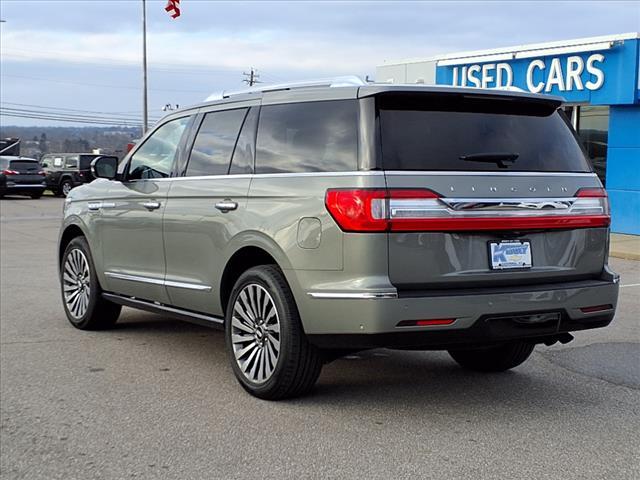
[325,189,388,232]
[576,187,607,198]
[326,187,611,233]
[397,318,456,327]
[2,169,19,175]
[580,304,613,313]
[38,170,46,176]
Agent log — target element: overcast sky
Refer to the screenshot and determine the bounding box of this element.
[1,0,638,126]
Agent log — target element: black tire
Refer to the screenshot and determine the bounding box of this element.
[60,236,121,330]
[448,341,535,372]
[60,179,73,197]
[225,265,322,400]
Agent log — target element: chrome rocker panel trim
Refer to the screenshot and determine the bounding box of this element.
[104,271,212,292]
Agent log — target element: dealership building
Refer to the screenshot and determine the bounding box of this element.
[376,33,639,235]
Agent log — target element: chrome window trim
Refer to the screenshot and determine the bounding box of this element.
[151,171,384,181]
[105,272,212,292]
[307,291,398,299]
[384,171,598,177]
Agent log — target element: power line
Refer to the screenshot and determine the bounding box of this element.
[0,111,147,127]
[0,105,162,126]
[1,73,211,94]
[1,101,162,117]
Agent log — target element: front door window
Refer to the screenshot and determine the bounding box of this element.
[128,117,190,180]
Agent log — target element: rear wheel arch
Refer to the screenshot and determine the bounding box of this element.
[220,246,281,316]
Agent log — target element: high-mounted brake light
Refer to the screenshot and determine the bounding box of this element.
[325,187,611,233]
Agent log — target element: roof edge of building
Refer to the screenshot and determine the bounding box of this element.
[377,32,640,67]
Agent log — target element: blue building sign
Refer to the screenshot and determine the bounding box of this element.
[434,34,640,234]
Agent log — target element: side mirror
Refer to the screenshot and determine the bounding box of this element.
[91,156,119,180]
[41,162,49,168]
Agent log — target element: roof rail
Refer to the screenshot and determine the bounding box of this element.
[205,75,366,102]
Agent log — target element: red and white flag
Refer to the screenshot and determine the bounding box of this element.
[165,0,181,19]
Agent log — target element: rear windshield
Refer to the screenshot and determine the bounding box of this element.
[9,160,39,171]
[378,93,591,172]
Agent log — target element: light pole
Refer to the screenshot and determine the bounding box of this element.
[142,0,148,134]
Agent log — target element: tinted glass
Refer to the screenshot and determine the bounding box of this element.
[79,155,98,169]
[378,94,591,172]
[256,100,357,173]
[128,116,190,180]
[230,107,258,175]
[186,108,247,177]
[9,160,39,171]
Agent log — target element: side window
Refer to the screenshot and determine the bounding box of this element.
[255,100,358,173]
[230,107,258,175]
[79,156,95,169]
[128,116,190,180]
[186,108,247,177]
[65,156,79,169]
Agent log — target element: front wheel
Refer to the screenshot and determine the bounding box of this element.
[448,341,535,372]
[225,265,322,400]
[61,236,121,330]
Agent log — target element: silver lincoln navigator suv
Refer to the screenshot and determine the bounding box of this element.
[58,77,619,399]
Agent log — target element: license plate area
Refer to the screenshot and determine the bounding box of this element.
[489,240,532,270]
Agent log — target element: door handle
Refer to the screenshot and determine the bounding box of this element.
[142,201,161,211]
[215,200,238,212]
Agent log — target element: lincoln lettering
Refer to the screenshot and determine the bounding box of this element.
[450,53,605,93]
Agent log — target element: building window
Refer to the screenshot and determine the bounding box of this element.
[578,106,609,186]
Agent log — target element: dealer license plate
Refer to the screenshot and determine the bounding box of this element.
[489,240,532,270]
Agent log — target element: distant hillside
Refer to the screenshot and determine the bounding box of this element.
[0,126,142,159]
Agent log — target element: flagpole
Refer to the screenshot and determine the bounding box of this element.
[142,0,149,134]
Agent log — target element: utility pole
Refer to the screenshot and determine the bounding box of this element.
[242,68,261,87]
[142,0,149,133]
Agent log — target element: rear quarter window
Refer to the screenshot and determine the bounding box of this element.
[378,93,591,173]
[256,100,358,173]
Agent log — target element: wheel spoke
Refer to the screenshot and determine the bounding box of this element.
[233,303,254,328]
[239,291,255,321]
[232,315,253,334]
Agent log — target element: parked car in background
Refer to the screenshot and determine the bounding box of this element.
[41,153,102,197]
[57,79,619,400]
[0,156,46,199]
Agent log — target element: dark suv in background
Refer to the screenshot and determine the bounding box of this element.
[41,153,102,197]
[0,156,46,199]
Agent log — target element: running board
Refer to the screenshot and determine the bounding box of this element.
[102,293,224,329]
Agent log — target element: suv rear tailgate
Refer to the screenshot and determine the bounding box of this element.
[385,172,607,290]
[377,91,608,291]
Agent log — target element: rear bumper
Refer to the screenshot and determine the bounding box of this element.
[1,183,46,194]
[301,271,619,349]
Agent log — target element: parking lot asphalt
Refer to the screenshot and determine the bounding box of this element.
[1,195,639,480]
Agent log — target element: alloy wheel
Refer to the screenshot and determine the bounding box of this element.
[231,283,281,384]
[62,249,91,319]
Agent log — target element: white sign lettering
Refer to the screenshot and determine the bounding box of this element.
[451,54,605,93]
